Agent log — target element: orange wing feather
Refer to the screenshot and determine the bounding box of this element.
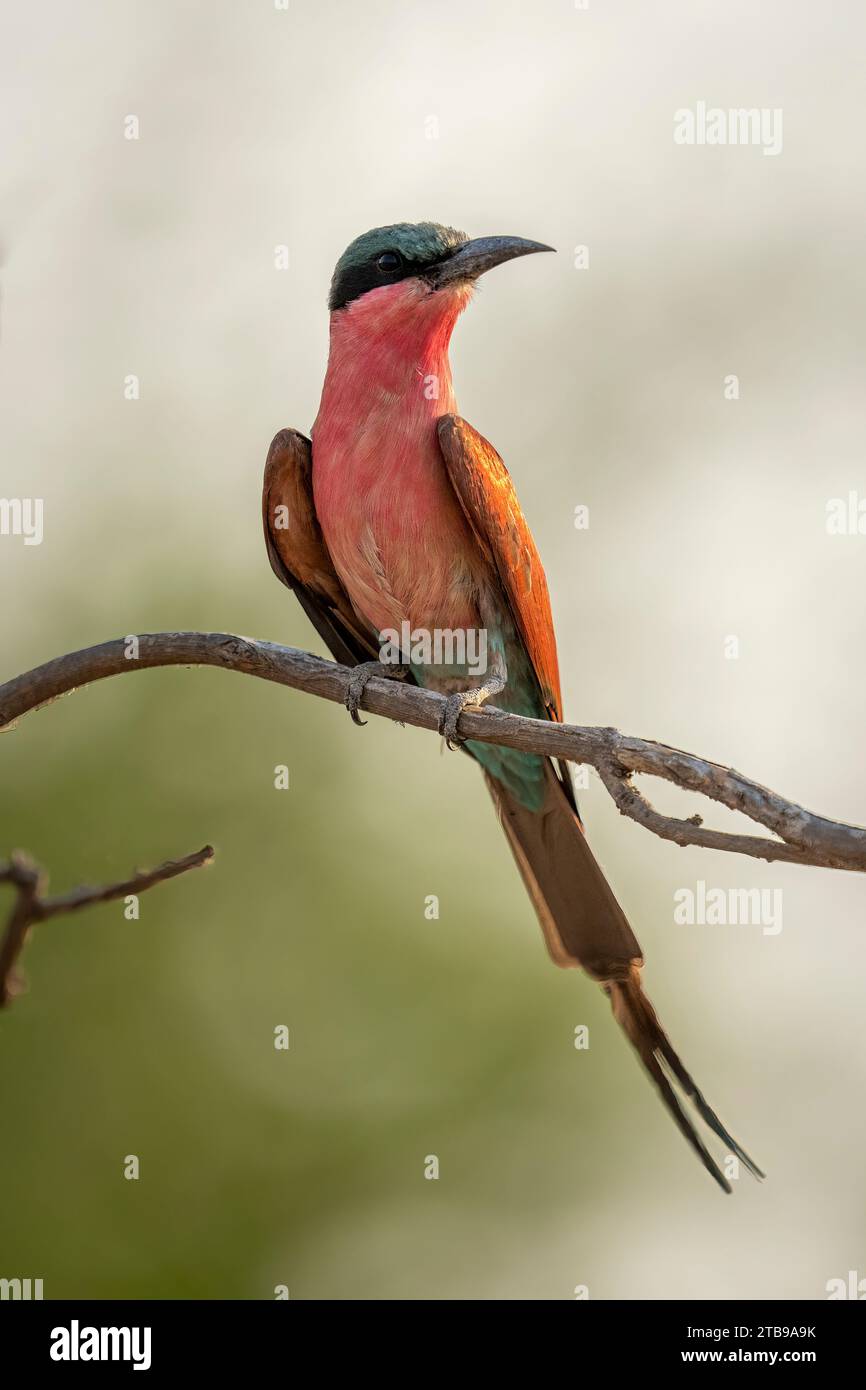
[437,414,563,721]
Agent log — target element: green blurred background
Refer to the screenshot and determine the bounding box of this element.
[1,0,865,1298]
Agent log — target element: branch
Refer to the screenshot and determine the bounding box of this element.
[0,845,214,1006]
[1,631,864,872]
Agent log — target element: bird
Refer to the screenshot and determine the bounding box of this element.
[262,220,762,1193]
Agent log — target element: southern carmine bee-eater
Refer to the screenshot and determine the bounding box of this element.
[263,222,762,1193]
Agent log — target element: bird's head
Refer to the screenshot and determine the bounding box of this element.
[327,222,554,345]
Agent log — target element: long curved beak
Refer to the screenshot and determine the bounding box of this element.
[428,235,555,289]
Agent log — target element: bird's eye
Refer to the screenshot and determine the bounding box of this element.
[376,251,403,274]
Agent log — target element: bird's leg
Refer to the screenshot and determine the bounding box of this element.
[437,650,507,750]
[344,661,410,726]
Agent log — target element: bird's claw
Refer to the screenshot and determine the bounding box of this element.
[438,684,500,751]
[344,661,409,726]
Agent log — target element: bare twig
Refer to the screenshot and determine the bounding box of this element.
[0,854,44,1008]
[0,845,214,1006]
[1,631,864,872]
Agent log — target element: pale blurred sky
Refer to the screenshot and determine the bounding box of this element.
[2,0,866,1297]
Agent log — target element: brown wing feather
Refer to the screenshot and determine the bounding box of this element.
[263,429,376,668]
[437,414,563,721]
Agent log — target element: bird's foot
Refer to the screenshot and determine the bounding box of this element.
[437,676,505,750]
[344,661,409,726]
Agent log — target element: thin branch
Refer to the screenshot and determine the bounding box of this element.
[0,854,44,1008]
[0,845,214,1006]
[1,631,864,872]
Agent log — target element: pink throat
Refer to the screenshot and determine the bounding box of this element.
[314,278,472,430]
[311,277,473,538]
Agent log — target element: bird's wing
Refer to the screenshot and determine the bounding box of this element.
[437,414,563,720]
[263,429,377,667]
